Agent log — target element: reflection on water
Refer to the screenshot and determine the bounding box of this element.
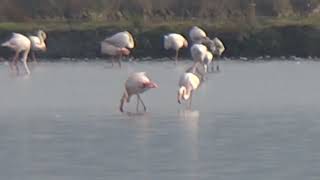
[0,60,320,180]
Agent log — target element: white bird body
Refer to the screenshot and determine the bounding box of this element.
[120,72,158,112]
[178,72,201,105]
[209,37,225,56]
[2,33,30,52]
[100,42,130,56]
[190,44,208,63]
[164,33,188,63]
[204,51,213,72]
[2,32,31,75]
[29,30,47,51]
[189,26,207,43]
[164,33,188,51]
[103,31,134,49]
[101,31,134,67]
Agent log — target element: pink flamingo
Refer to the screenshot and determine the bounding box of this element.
[120,72,158,112]
[2,33,31,75]
[178,64,204,107]
[101,31,134,67]
[164,33,188,63]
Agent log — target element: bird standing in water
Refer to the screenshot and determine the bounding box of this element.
[120,72,158,112]
[2,32,31,75]
[189,26,208,44]
[164,33,188,63]
[101,31,134,68]
[178,63,205,108]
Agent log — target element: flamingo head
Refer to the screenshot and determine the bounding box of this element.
[37,30,47,40]
[143,81,158,89]
[118,48,130,56]
[177,86,186,104]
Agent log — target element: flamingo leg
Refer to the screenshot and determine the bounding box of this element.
[22,50,31,75]
[188,91,193,109]
[31,51,37,63]
[211,62,214,72]
[175,49,179,64]
[137,94,147,112]
[118,54,122,68]
[10,51,20,75]
[216,63,220,72]
[111,57,115,67]
[136,95,140,112]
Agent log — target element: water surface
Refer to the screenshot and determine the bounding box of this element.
[0,60,319,180]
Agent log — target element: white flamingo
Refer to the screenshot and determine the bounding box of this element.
[178,64,203,107]
[28,30,47,63]
[101,31,134,67]
[190,43,208,63]
[120,72,158,112]
[2,33,31,75]
[164,33,188,63]
[189,26,208,43]
[206,37,225,71]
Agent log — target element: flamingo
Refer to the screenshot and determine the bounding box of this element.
[28,30,47,63]
[164,33,188,63]
[101,31,134,67]
[101,42,130,67]
[206,37,225,71]
[120,72,158,112]
[178,63,204,107]
[1,33,31,75]
[189,26,208,44]
[190,43,208,63]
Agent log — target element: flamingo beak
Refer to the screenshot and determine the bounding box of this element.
[144,82,158,88]
[151,82,158,88]
[120,48,130,56]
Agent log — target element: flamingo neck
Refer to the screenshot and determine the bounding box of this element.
[179,86,191,100]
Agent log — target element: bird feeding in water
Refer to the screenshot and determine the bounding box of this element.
[178,63,205,108]
[120,72,158,113]
[164,33,188,63]
[28,30,47,63]
[190,43,208,63]
[205,37,225,71]
[101,31,134,68]
[2,32,31,75]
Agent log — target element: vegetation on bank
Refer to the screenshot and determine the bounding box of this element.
[1,0,320,59]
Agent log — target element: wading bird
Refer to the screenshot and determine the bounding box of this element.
[164,33,188,63]
[206,37,225,71]
[2,33,31,75]
[120,72,158,112]
[190,43,208,63]
[28,30,47,63]
[101,31,134,68]
[178,63,204,108]
[189,26,208,44]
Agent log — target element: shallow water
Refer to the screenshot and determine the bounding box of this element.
[0,60,320,180]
